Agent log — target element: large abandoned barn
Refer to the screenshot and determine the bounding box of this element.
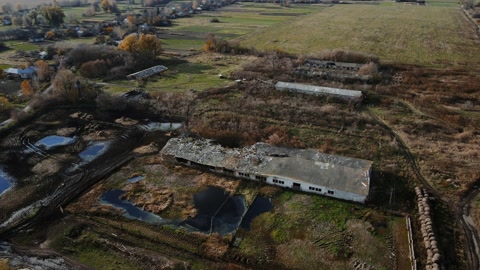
[161,137,373,203]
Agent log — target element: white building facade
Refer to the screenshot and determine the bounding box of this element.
[162,138,373,203]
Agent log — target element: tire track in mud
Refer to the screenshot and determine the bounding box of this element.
[0,125,149,239]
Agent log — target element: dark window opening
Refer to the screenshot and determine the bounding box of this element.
[176,157,189,164]
[223,168,234,175]
[273,179,285,185]
[239,172,249,177]
[255,175,267,181]
[292,183,301,189]
[328,190,334,195]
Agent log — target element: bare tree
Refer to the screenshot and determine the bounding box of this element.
[1,3,13,14]
[52,69,82,102]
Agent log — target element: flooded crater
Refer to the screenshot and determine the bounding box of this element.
[34,135,78,150]
[79,141,110,162]
[0,170,12,197]
[100,186,252,236]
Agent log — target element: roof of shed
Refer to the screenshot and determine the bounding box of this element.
[275,81,363,98]
[127,65,168,79]
[161,137,372,196]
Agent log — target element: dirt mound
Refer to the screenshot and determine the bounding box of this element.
[31,157,62,176]
[115,116,138,126]
[133,142,159,155]
[122,181,173,214]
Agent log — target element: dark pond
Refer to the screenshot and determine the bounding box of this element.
[183,187,246,236]
[100,186,248,236]
[0,170,12,197]
[240,196,274,230]
[79,141,109,162]
[99,189,167,224]
[34,135,77,150]
[125,176,145,184]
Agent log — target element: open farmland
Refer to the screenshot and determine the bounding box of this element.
[159,3,325,51]
[236,2,480,66]
[1,1,480,269]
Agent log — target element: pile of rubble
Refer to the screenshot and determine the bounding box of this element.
[415,187,441,270]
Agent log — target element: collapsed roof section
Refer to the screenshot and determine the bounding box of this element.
[275,81,363,99]
[161,137,372,197]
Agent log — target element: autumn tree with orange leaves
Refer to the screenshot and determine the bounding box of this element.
[118,33,162,59]
[21,80,33,97]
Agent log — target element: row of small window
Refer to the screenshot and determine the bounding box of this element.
[273,179,284,184]
[255,175,267,181]
[238,172,249,177]
[309,187,335,195]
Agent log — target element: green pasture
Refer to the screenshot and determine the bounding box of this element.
[162,38,204,51]
[5,40,40,51]
[167,3,326,42]
[236,3,480,67]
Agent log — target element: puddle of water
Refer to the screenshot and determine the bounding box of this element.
[0,170,12,197]
[99,186,247,236]
[79,141,109,162]
[240,196,274,230]
[184,187,246,236]
[34,135,77,150]
[99,190,167,224]
[126,176,145,184]
[143,122,182,131]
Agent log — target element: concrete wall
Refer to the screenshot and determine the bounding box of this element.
[236,171,367,203]
[167,155,368,203]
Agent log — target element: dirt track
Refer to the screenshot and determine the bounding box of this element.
[367,107,480,270]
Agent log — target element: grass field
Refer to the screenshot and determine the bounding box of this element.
[161,3,326,51]
[236,3,480,67]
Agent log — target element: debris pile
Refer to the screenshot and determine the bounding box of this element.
[415,187,441,270]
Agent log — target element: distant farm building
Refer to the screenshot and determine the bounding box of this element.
[302,60,363,71]
[293,59,374,83]
[161,137,373,203]
[127,65,168,80]
[275,81,363,99]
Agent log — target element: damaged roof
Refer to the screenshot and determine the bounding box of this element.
[275,81,363,99]
[161,137,372,196]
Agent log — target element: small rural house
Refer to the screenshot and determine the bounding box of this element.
[161,137,373,203]
[5,66,36,79]
[275,81,363,99]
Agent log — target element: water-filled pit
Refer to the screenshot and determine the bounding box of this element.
[0,169,12,197]
[79,141,109,162]
[34,135,77,150]
[99,186,273,236]
[125,175,145,184]
[240,196,274,230]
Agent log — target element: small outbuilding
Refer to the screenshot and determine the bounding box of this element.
[5,66,37,79]
[161,137,373,203]
[127,65,168,80]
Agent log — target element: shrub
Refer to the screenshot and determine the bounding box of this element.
[80,60,109,78]
[0,96,11,112]
[310,49,379,64]
[210,18,220,23]
[357,62,379,76]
